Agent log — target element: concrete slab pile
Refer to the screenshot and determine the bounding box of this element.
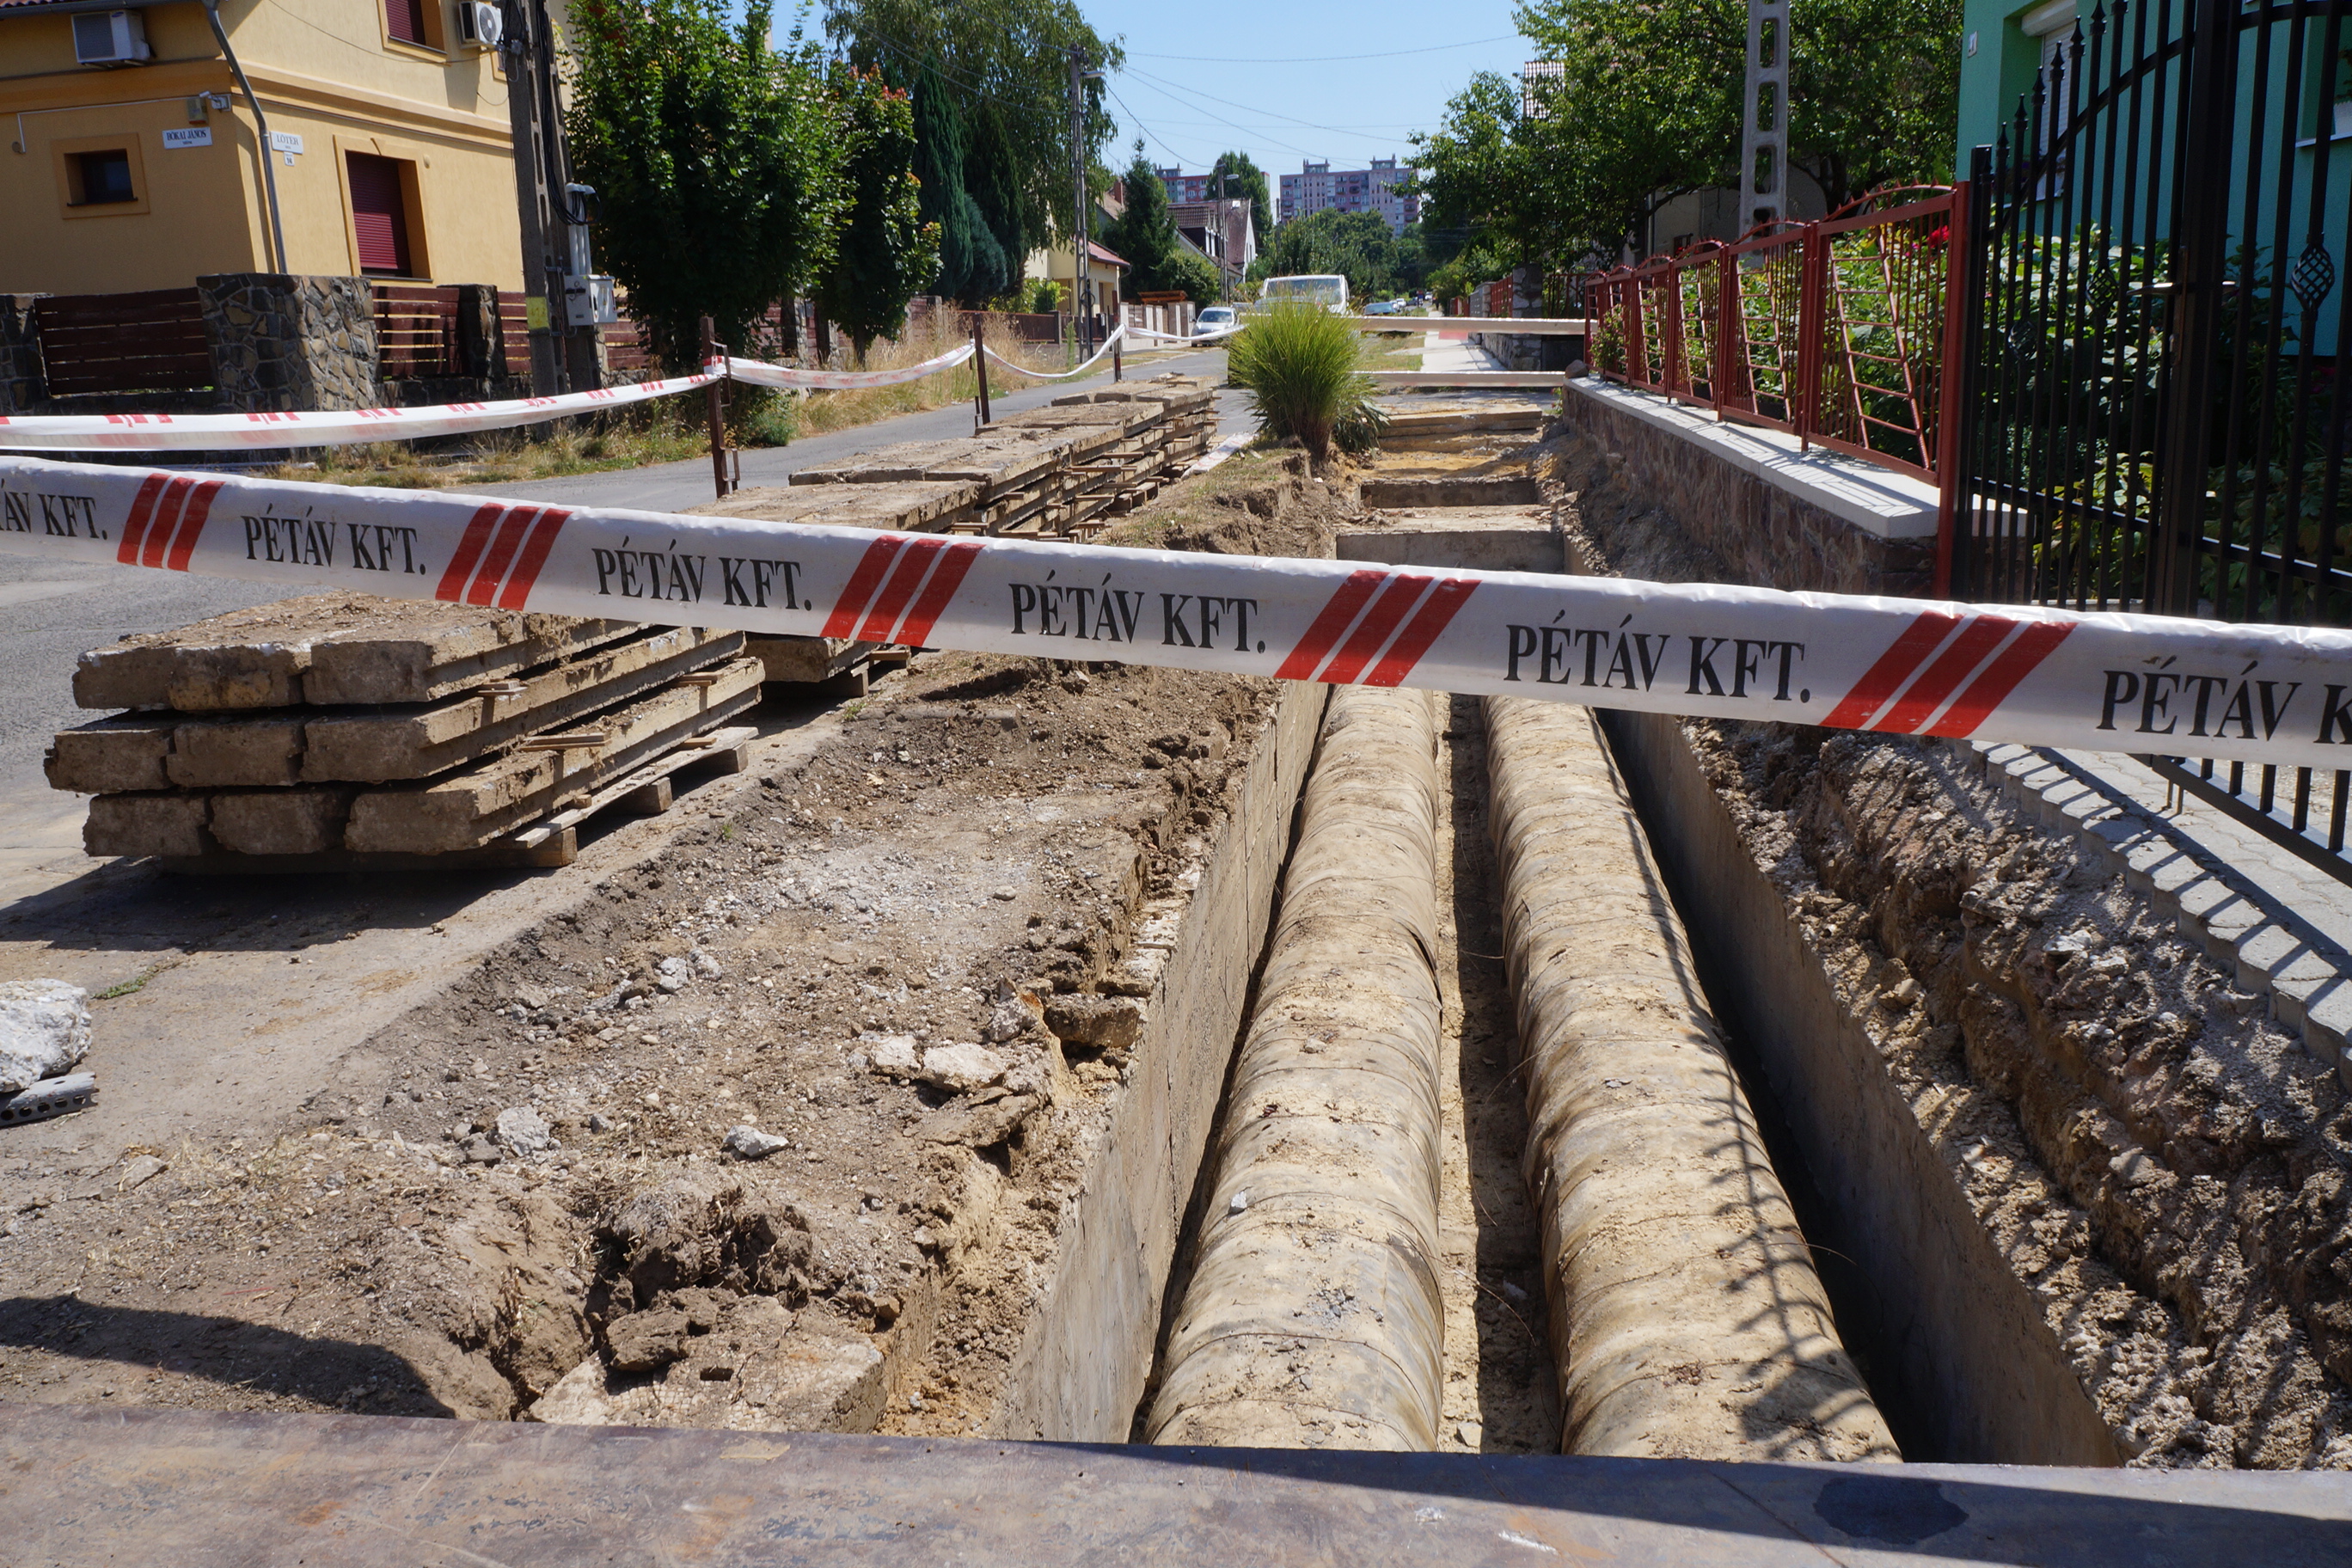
[776,375,1215,540]
[47,594,760,870]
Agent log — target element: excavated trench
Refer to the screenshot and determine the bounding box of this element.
[34,425,2345,1470]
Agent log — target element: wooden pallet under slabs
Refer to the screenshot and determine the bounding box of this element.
[84,658,764,861]
[48,626,745,793]
[152,726,759,873]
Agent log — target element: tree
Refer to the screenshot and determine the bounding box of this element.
[1412,0,1959,274]
[1208,150,1271,244]
[812,67,941,364]
[1261,210,1419,300]
[566,0,845,370]
[1104,145,1221,303]
[823,0,1122,302]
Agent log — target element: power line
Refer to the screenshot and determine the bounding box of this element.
[1132,34,1521,64]
[1113,70,1326,161]
[1122,63,1426,144]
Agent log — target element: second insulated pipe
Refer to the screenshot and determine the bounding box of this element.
[1147,684,1446,1450]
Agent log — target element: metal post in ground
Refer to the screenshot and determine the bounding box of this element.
[701,315,733,500]
[1112,330,1122,383]
[972,315,992,432]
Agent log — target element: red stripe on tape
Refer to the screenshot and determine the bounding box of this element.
[1922,622,2076,738]
[855,537,947,643]
[114,472,172,565]
[1817,610,1962,730]
[465,506,540,606]
[436,504,507,602]
[1320,574,1430,685]
[1273,569,1387,682]
[1874,614,2017,733]
[894,540,985,646]
[139,477,196,569]
[1364,579,1479,687]
[821,536,909,640]
[495,508,570,609]
[163,480,223,571]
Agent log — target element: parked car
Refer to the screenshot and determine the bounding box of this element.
[1362,297,1403,315]
[1195,305,1238,334]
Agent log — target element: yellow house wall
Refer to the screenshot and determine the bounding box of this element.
[0,0,526,297]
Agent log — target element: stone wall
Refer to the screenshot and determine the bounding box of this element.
[1554,378,1938,597]
[0,295,46,414]
[197,273,381,413]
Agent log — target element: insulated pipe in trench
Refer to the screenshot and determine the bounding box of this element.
[1147,684,1446,1450]
[1483,696,1898,1461]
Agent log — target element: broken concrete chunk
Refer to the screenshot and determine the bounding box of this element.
[723,1124,789,1161]
[115,1154,168,1191]
[917,1043,1008,1093]
[863,1034,920,1075]
[983,988,1043,1044]
[496,1106,553,1156]
[0,980,92,1094]
[1043,995,1145,1051]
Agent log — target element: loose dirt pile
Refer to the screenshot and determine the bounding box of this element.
[1548,423,2352,1467]
[0,454,1363,1436]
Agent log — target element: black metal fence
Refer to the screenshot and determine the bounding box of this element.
[1954,0,2352,879]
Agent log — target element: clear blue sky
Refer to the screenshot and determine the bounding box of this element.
[767,1,1537,185]
[1083,0,1534,181]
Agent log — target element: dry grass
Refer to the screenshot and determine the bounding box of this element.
[266,314,1184,491]
[792,312,1077,436]
[1360,329,1424,372]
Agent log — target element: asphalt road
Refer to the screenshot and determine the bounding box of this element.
[0,345,1243,873]
[464,344,1244,512]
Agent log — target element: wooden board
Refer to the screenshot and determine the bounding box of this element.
[342,658,764,853]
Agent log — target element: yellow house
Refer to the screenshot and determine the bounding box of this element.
[0,0,538,296]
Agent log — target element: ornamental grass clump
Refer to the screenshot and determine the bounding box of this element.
[1227,304,1385,462]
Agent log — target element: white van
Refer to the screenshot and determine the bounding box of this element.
[1256,274,1349,313]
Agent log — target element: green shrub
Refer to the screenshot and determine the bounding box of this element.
[731,387,799,447]
[1226,304,1382,462]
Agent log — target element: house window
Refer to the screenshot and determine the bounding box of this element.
[347,152,415,275]
[69,149,136,205]
[383,0,442,50]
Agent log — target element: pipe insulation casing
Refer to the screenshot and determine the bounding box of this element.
[1147,685,1448,1450]
[1482,696,1897,1461]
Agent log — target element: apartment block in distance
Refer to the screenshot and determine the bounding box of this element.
[0,0,536,296]
[1276,156,1417,233]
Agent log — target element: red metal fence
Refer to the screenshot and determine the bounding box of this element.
[1586,185,1968,487]
[33,287,211,395]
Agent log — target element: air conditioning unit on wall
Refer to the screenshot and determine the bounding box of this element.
[456,2,502,48]
[72,10,152,67]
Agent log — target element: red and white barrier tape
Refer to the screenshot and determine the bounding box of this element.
[980,326,1125,381]
[5,455,2351,771]
[0,369,721,452]
[724,342,974,390]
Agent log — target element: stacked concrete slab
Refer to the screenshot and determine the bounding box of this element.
[50,595,760,870]
[780,373,1216,540]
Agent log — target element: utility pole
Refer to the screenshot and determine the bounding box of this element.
[1738,0,1789,230]
[1069,43,1091,361]
[499,0,566,395]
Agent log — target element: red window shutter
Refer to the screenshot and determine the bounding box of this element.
[385,0,428,45]
[347,154,413,275]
